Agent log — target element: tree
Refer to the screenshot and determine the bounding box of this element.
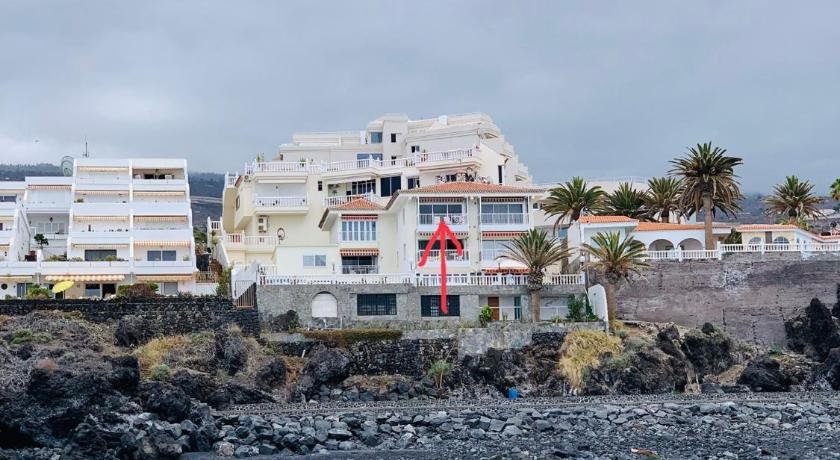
[543,177,605,228]
[501,229,570,322]
[645,176,682,223]
[764,175,822,220]
[670,142,743,249]
[829,178,840,201]
[600,182,650,220]
[33,233,49,249]
[581,232,650,329]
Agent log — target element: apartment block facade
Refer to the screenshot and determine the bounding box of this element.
[0,158,206,299]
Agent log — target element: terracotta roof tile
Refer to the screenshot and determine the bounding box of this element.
[635,222,732,232]
[400,182,545,194]
[331,197,384,211]
[735,224,801,231]
[577,215,637,224]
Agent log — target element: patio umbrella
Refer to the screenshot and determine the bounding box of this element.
[51,280,74,294]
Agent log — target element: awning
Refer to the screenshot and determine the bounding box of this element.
[418,197,464,203]
[482,267,529,274]
[134,240,191,247]
[417,231,468,238]
[482,231,527,239]
[44,274,125,282]
[0,276,34,282]
[75,190,128,195]
[133,191,186,196]
[341,215,378,221]
[72,243,129,249]
[74,215,129,221]
[133,215,188,222]
[339,248,379,257]
[136,275,194,282]
[77,166,129,172]
[28,185,71,190]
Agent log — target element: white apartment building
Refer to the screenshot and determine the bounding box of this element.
[0,158,205,299]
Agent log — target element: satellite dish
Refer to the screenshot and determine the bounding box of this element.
[276,228,286,241]
[60,156,74,176]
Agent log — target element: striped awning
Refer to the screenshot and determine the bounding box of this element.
[74,215,129,221]
[480,197,527,203]
[482,267,529,274]
[134,240,191,247]
[482,231,527,239]
[0,276,33,282]
[339,248,379,257]
[417,231,468,238]
[45,274,125,282]
[133,191,185,196]
[341,215,378,221]
[71,243,129,249]
[134,215,188,222]
[418,197,465,203]
[77,166,129,172]
[136,275,193,282]
[28,185,71,190]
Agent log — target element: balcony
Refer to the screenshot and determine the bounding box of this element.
[418,213,467,230]
[253,196,308,212]
[30,222,67,235]
[133,260,195,275]
[249,162,315,175]
[340,265,378,274]
[414,148,478,169]
[323,193,386,208]
[26,200,72,211]
[480,213,529,229]
[417,249,470,265]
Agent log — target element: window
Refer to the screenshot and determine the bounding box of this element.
[85,283,101,298]
[407,177,420,189]
[317,181,323,191]
[350,179,375,195]
[235,196,240,210]
[160,282,178,296]
[380,176,401,197]
[390,133,397,143]
[748,237,762,245]
[16,283,32,298]
[341,220,377,241]
[773,236,790,245]
[445,174,457,182]
[84,249,117,261]
[147,250,177,261]
[370,132,383,144]
[497,165,504,184]
[303,254,327,268]
[410,145,420,153]
[357,294,397,316]
[419,203,463,215]
[481,239,511,260]
[421,295,460,317]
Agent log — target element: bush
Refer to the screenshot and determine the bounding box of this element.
[478,305,493,327]
[427,359,453,390]
[26,286,51,300]
[45,254,68,262]
[216,268,231,298]
[134,336,189,374]
[299,329,403,347]
[769,344,784,356]
[9,328,52,346]
[150,363,172,381]
[557,330,622,391]
[567,295,598,322]
[116,283,159,299]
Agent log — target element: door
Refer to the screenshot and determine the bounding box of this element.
[488,296,500,321]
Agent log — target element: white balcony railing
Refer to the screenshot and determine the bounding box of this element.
[30,222,67,235]
[417,249,470,263]
[414,147,474,164]
[224,233,276,247]
[256,269,587,287]
[480,213,529,225]
[340,265,378,274]
[418,213,467,226]
[323,193,378,208]
[251,162,312,174]
[254,196,308,208]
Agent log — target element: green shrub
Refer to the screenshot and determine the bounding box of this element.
[558,330,622,391]
[427,359,453,390]
[216,268,231,298]
[150,363,172,381]
[116,283,159,299]
[478,305,493,327]
[45,254,68,262]
[566,295,584,322]
[768,344,783,356]
[9,328,52,346]
[299,329,403,347]
[26,286,51,299]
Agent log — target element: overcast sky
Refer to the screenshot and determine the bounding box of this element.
[1,1,839,192]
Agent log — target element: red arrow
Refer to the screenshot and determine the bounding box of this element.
[417,218,464,314]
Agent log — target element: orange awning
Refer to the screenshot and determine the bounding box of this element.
[482,231,527,238]
[134,240,191,247]
[135,275,193,282]
[45,274,125,282]
[339,248,379,257]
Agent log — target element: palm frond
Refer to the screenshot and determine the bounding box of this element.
[581,232,650,283]
[764,175,822,219]
[669,142,744,217]
[543,176,605,227]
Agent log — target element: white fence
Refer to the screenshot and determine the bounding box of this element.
[643,242,840,261]
[258,268,586,287]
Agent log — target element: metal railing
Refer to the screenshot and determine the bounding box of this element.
[540,305,567,321]
[720,242,840,253]
[418,213,467,226]
[251,267,590,286]
[223,233,276,247]
[494,306,523,321]
[340,265,379,274]
[417,249,470,262]
[30,222,67,235]
[414,148,474,163]
[480,213,528,225]
[254,196,308,208]
[644,249,721,261]
[323,193,378,208]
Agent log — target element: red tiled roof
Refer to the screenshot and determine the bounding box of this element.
[577,215,637,224]
[400,182,545,194]
[635,222,732,232]
[736,224,800,231]
[332,197,384,211]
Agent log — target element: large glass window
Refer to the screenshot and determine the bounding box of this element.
[380,176,401,197]
[84,249,117,261]
[357,294,397,316]
[341,220,377,241]
[303,254,327,268]
[480,201,526,224]
[160,282,178,296]
[370,132,383,144]
[421,295,460,317]
[350,179,376,195]
[147,250,177,261]
[481,239,512,260]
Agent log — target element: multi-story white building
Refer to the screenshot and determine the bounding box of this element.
[0,158,207,299]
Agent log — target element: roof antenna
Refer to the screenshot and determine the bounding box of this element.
[82,136,90,158]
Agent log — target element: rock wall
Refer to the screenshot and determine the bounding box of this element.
[617,252,840,346]
[0,297,261,337]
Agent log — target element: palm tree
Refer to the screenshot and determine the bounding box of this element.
[645,176,682,223]
[764,175,822,219]
[543,177,605,228]
[581,232,649,328]
[600,182,650,220]
[830,178,840,201]
[670,142,743,250]
[501,229,570,322]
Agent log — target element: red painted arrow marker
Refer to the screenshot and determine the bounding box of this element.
[417,218,463,314]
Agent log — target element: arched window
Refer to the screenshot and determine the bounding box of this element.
[311,292,338,318]
[773,236,790,245]
[748,237,762,245]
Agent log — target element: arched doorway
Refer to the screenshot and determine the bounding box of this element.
[648,239,674,251]
[678,238,703,250]
[311,292,338,318]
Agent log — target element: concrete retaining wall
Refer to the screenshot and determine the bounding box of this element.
[616,252,840,346]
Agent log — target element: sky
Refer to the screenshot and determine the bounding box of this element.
[1,1,839,193]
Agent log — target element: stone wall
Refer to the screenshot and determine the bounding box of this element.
[617,252,840,346]
[0,297,261,337]
[257,283,584,329]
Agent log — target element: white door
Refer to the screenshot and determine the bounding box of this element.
[311,292,338,318]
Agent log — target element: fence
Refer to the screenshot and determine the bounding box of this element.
[258,268,586,287]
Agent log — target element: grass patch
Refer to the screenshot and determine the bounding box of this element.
[9,328,53,346]
[558,330,622,391]
[150,363,172,381]
[299,329,403,347]
[133,336,189,374]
